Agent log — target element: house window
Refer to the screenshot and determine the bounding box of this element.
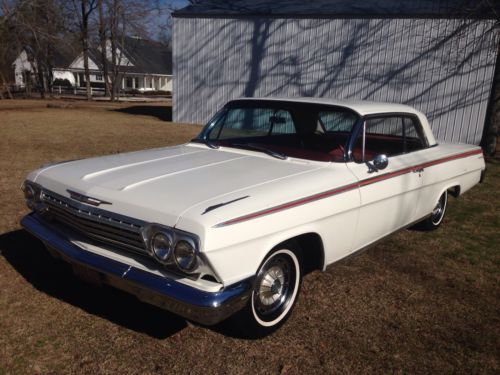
[95,74,103,81]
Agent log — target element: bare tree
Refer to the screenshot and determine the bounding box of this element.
[0,13,15,98]
[72,0,97,100]
[104,0,161,101]
[3,0,66,98]
[98,0,110,96]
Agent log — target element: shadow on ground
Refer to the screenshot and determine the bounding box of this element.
[0,229,187,339]
[112,106,172,121]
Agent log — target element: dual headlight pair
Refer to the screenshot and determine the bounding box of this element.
[22,181,215,280]
[148,228,198,273]
[22,181,48,214]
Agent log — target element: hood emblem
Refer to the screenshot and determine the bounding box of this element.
[67,190,112,206]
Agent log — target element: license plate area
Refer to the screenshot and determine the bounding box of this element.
[72,264,103,287]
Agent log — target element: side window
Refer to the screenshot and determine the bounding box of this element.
[353,115,427,162]
[403,117,428,152]
[319,111,358,133]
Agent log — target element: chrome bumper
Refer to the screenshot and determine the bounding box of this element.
[21,213,253,326]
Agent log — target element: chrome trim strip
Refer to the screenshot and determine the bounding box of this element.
[214,149,483,228]
[21,213,252,326]
[42,189,146,230]
[202,195,250,215]
[67,189,112,206]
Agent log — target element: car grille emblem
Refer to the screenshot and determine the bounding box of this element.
[67,190,112,206]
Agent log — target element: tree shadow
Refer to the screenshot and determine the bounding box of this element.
[175,13,498,145]
[112,105,172,121]
[0,229,187,339]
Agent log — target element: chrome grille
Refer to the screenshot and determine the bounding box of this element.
[41,190,148,255]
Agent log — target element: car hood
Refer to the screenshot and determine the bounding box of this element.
[31,143,323,228]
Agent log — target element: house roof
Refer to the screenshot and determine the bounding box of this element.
[52,48,76,68]
[173,0,498,19]
[37,37,171,75]
[117,36,172,75]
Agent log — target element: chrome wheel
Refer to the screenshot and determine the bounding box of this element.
[431,191,447,226]
[251,249,301,327]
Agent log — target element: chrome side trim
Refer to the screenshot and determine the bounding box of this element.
[214,149,483,228]
[21,213,252,325]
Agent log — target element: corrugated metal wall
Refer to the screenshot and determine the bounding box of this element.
[173,17,498,144]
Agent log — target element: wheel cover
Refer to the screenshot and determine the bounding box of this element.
[431,192,447,225]
[252,251,298,324]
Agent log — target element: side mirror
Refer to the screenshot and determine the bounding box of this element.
[373,154,389,170]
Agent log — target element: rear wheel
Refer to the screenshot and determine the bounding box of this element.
[417,191,448,230]
[234,246,302,337]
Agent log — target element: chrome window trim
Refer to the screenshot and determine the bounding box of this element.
[346,112,431,163]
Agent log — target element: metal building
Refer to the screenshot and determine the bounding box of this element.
[173,0,499,145]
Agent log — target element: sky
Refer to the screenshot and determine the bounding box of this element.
[146,0,190,41]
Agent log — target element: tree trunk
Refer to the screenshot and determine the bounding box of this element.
[98,0,110,97]
[35,56,46,99]
[0,72,14,99]
[110,21,118,101]
[83,40,92,100]
[482,44,500,157]
[81,0,92,101]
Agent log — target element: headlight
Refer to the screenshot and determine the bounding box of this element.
[173,239,197,272]
[22,181,48,214]
[24,183,36,202]
[22,181,40,209]
[144,224,219,281]
[151,232,173,264]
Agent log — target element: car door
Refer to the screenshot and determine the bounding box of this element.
[347,115,428,251]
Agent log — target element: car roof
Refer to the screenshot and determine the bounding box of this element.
[234,97,422,116]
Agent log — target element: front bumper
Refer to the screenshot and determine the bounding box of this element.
[21,213,252,325]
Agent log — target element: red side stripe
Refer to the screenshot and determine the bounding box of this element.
[214,149,483,228]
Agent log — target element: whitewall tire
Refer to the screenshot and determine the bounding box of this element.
[234,245,302,337]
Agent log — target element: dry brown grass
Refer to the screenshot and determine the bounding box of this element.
[0,99,498,374]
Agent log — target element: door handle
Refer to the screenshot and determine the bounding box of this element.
[413,167,424,173]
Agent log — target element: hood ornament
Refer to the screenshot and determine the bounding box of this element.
[67,190,112,206]
[202,195,249,215]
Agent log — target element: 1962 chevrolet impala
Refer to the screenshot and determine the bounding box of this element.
[21,98,485,336]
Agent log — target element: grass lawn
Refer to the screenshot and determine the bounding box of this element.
[0,99,498,374]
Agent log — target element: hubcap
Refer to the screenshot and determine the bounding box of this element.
[431,193,446,225]
[432,201,443,218]
[253,255,295,319]
[258,266,285,306]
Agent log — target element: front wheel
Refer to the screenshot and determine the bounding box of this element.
[234,246,302,337]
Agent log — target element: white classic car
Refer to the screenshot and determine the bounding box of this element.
[21,98,485,336]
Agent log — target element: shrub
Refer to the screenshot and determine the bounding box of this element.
[53,78,72,87]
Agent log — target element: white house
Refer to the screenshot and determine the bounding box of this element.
[13,36,172,93]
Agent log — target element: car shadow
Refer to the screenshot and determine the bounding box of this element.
[0,229,187,339]
[112,105,172,121]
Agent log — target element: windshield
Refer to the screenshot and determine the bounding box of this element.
[194,100,360,162]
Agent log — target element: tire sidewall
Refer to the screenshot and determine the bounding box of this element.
[431,191,448,227]
[250,248,301,328]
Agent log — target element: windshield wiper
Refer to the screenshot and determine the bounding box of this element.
[192,138,219,149]
[228,143,287,160]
